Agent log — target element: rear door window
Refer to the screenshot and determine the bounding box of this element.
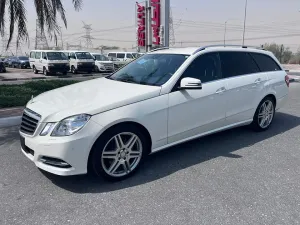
[250,53,281,72]
[219,52,260,78]
[127,54,134,59]
[108,53,116,57]
[35,52,41,59]
[117,53,125,59]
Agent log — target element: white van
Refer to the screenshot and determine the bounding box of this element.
[29,50,70,75]
[107,52,136,62]
[90,53,114,73]
[62,50,95,74]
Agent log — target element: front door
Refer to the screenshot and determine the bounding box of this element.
[168,52,227,144]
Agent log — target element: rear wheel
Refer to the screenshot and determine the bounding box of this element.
[251,97,275,131]
[89,125,149,181]
[33,66,38,74]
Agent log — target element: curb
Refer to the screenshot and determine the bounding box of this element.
[0,116,22,128]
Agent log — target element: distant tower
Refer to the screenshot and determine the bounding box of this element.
[34,19,49,50]
[82,22,93,49]
[169,8,175,46]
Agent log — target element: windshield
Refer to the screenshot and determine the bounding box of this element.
[76,52,93,59]
[93,54,109,61]
[18,56,28,60]
[46,52,68,60]
[107,54,189,86]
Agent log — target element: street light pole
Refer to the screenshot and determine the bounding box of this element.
[224,21,227,46]
[242,0,248,46]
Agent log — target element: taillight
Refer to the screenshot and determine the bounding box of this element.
[285,74,289,87]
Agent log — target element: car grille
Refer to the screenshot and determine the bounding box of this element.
[20,108,41,135]
[113,63,124,70]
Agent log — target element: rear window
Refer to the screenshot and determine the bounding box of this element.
[219,52,260,78]
[250,53,281,72]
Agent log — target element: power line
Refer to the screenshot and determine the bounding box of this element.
[176,33,300,44]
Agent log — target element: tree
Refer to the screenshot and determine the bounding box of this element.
[0,0,83,49]
[263,43,293,64]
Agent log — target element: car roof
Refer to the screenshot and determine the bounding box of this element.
[147,46,269,55]
[30,50,65,52]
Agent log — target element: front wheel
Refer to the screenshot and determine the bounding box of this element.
[89,125,149,181]
[71,66,77,74]
[33,66,38,74]
[251,97,275,131]
[43,67,49,76]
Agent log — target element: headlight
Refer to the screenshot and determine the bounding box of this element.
[50,114,91,137]
[78,62,83,65]
[48,63,54,66]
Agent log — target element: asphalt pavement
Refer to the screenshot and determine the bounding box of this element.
[1,83,300,225]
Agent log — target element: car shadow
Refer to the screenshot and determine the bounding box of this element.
[42,112,300,193]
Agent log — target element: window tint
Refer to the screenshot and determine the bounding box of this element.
[250,53,281,72]
[117,53,125,58]
[219,52,260,78]
[127,54,134,59]
[30,52,35,58]
[35,52,41,59]
[42,52,46,59]
[181,52,222,83]
[70,53,76,59]
[108,53,116,57]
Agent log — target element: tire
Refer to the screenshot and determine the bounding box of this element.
[43,67,49,76]
[89,124,149,181]
[33,66,38,74]
[251,96,275,132]
[71,66,77,74]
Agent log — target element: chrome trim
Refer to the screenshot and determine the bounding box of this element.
[24,108,41,121]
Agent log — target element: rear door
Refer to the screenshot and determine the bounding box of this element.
[250,52,287,101]
[219,51,267,125]
[35,52,42,70]
[117,53,125,61]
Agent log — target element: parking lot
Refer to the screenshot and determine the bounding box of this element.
[0,67,109,83]
[0,83,299,224]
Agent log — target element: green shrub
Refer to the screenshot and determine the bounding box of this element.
[0,80,79,108]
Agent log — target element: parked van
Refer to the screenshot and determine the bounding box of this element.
[90,53,114,73]
[107,52,136,62]
[29,50,70,75]
[62,50,95,74]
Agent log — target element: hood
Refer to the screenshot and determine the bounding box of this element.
[26,77,161,122]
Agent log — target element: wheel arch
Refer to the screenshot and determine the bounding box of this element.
[87,120,153,172]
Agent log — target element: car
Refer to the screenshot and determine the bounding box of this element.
[3,57,13,67]
[61,50,95,74]
[0,60,6,72]
[90,53,114,73]
[29,50,70,76]
[19,45,289,181]
[107,52,136,62]
[11,56,30,68]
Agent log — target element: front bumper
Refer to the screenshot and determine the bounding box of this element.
[77,64,95,72]
[20,119,103,176]
[48,65,69,73]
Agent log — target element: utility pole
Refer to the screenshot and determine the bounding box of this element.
[242,0,248,46]
[224,21,227,46]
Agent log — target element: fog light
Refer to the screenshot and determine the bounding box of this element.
[40,156,71,168]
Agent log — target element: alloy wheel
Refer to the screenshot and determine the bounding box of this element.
[258,100,274,129]
[101,132,143,178]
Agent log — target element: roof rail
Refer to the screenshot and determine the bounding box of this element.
[148,47,170,53]
[192,44,265,55]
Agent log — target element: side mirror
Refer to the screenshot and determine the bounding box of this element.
[68,56,71,60]
[179,77,202,90]
[43,57,47,60]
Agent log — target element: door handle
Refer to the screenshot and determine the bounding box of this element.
[215,87,226,94]
[254,78,262,84]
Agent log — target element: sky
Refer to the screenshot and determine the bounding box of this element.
[3,0,300,54]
